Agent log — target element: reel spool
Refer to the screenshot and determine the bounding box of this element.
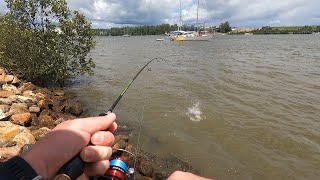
[104,149,136,180]
[104,157,134,180]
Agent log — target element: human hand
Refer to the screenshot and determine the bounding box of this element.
[168,171,212,180]
[21,113,117,179]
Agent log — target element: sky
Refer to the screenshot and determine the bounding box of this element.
[0,0,319,28]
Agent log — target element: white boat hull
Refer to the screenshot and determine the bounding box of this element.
[171,34,213,41]
[184,34,213,41]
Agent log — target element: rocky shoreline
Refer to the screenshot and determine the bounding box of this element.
[0,68,194,179]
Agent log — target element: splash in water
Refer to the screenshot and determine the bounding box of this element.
[187,102,203,122]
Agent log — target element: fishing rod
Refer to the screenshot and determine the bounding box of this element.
[100,57,163,115]
[55,57,164,180]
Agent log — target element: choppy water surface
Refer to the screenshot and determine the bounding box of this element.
[68,35,320,179]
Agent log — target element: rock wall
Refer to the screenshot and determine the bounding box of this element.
[0,68,193,180]
[0,68,82,160]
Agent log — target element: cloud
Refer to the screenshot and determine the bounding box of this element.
[67,0,179,27]
[0,1,8,15]
[0,0,319,28]
[204,0,320,27]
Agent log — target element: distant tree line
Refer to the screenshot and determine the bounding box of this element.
[93,21,233,36]
[252,26,320,34]
[94,24,175,36]
[227,25,320,35]
[93,24,194,36]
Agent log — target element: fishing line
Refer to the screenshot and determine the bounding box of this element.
[133,80,148,170]
[103,58,165,180]
[55,57,168,180]
[110,64,149,174]
[131,58,174,170]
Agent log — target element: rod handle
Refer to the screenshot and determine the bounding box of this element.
[56,112,110,179]
[55,155,85,180]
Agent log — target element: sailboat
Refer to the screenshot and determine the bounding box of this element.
[171,0,213,41]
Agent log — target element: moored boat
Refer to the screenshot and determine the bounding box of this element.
[171,0,213,42]
[170,30,213,41]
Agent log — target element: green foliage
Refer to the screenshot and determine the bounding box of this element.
[94,23,217,36]
[94,24,186,36]
[0,0,95,86]
[219,21,232,33]
[253,25,320,34]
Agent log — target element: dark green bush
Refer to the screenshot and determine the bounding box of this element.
[0,0,95,86]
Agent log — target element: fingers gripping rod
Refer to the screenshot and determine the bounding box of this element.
[55,58,162,180]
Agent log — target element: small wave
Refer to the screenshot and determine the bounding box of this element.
[186,102,203,122]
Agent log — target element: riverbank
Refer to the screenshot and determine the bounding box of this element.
[0,68,193,179]
[230,25,320,35]
[0,67,81,159]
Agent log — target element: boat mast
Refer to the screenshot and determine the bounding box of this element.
[196,0,199,33]
[179,0,182,31]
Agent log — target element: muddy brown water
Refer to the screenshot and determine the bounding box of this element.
[67,34,320,179]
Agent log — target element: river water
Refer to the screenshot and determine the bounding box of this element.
[67,35,320,180]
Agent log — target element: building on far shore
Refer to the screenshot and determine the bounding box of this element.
[231,28,260,33]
